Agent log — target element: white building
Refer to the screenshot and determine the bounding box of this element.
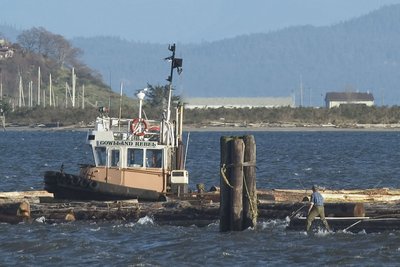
[184,97,294,109]
[325,92,374,108]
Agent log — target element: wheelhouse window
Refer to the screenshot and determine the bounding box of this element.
[110,149,120,167]
[127,148,144,167]
[95,147,106,166]
[146,149,162,168]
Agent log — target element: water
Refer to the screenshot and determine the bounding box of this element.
[1,129,400,266]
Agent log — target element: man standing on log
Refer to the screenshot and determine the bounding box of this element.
[306,185,330,232]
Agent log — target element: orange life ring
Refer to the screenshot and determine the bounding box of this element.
[148,126,160,132]
[130,118,148,136]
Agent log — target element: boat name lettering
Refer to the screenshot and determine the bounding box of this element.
[98,141,157,147]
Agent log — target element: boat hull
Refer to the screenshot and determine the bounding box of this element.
[44,171,163,201]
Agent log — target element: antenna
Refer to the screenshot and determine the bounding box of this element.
[118,82,123,130]
[164,43,183,122]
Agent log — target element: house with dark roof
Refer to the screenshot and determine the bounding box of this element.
[325,92,374,108]
[0,39,14,60]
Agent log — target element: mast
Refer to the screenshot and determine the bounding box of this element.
[72,67,76,108]
[65,82,68,108]
[37,66,41,106]
[300,75,303,107]
[118,82,123,130]
[29,81,33,107]
[18,75,22,107]
[49,73,52,107]
[82,84,85,109]
[164,44,183,122]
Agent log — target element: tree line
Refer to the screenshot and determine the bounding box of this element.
[17,27,81,68]
[4,100,400,127]
[184,105,400,126]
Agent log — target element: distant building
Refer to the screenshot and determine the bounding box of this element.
[325,92,374,108]
[0,39,14,60]
[184,97,294,109]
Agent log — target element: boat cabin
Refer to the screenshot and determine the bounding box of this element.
[80,114,188,196]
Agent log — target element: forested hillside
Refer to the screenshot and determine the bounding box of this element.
[0,27,134,119]
[70,4,400,106]
[2,5,400,106]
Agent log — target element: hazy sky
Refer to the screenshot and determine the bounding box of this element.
[2,0,400,43]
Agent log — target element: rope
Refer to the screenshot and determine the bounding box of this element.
[220,164,233,189]
[223,161,256,168]
[221,162,257,221]
[243,173,258,221]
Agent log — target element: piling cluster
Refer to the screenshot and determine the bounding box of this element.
[220,135,257,232]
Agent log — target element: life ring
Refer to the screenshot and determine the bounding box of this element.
[130,118,148,136]
[148,126,160,132]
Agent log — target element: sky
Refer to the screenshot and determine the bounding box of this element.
[2,0,400,43]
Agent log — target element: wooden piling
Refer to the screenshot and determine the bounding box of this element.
[220,135,257,232]
[0,113,5,131]
[230,138,245,231]
[243,135,257,229]
[219,136,233,232]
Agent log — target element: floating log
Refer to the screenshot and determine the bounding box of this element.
[0,197,395,231]
[0,189,399,233]
[257,188,400,203]
[364,202,400,217]
[287,216,400,233]
[0,200,31,224]
[257,202,364,219]
[0,190,53,204]
[325,203,365,217]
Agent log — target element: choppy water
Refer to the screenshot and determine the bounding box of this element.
[1,129,400,266]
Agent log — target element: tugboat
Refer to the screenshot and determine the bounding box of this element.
[44,44,188,201]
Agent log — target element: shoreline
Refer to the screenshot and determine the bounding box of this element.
[183,126,400,132]
[3,124,400,132]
